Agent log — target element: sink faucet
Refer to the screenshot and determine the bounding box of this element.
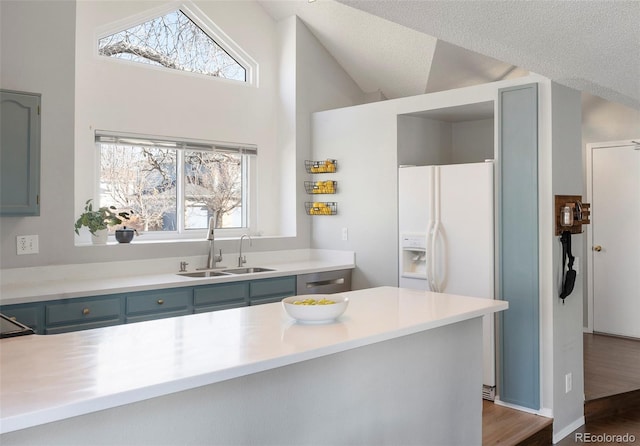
[199,215,222,270]
[238,234,252,267]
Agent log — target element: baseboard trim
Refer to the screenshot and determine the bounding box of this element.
[553,416,585,444]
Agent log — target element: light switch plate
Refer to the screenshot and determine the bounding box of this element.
[17,235,39,255]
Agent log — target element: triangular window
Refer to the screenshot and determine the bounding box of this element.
[98,8,248,82]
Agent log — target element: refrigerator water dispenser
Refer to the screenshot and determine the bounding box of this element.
[400,234,427,279]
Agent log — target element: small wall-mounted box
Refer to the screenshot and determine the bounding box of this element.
[555,195,590,235]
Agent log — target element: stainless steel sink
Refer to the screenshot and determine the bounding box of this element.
[222,267,275,274]
[177,270,231,278]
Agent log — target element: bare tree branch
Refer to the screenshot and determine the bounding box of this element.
[99,42,188,71]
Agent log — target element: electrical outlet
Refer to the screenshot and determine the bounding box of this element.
[17,235,39,255]
[342,227,348,241]
[565,372,572,393]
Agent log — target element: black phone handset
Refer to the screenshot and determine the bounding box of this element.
[559,231,576,304]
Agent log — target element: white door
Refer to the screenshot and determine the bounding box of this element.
[437,162,495,388]
[591,143,640,338]
[437,162,494,299]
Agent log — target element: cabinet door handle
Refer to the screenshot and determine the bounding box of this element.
[82,308,90,315]
[593,245,602,252]
[157,299,164,305]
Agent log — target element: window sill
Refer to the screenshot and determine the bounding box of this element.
[74,233,295,247]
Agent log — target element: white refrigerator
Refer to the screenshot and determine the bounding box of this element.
[398,162,496,398]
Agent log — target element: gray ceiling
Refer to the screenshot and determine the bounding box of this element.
[259,0,640,110]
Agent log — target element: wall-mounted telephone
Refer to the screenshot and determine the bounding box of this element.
[555,194,589,303]
[559,231,576,303]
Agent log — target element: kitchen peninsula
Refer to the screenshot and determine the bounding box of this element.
[0,287,507,445]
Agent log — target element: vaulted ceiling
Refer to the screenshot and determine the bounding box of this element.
[259,0,640,110]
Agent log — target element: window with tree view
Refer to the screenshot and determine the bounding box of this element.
[98,8,247,81]
[97,133,255,235]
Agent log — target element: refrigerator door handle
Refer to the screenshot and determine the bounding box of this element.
[431,166,442,293]
[426,220,435,291]
[431,220,441,292]
[432,222,447,292]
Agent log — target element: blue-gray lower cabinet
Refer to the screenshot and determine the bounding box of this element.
[125,288,192,324]
[248,276,297,305]
[193,282,249,314]
[0,275,299,334]
[44,294,124,334]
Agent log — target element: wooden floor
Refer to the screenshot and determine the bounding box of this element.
[556,394,640,445]
[483,333,640,445]
[482,401,552,445]
[584,333,640,400]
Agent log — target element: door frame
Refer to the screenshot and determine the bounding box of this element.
[585,139,640,333]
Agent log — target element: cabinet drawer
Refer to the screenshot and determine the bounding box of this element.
[296,269,352,295]
[45,319,122,335]
[194,282,249,307]
[46,296,122,326]
[250,276,296,299]
[248,296,285,306]
[126,288,191,316]
[0,303,44,333]
[126,309,191,324]
[249,276,296,306]
[193,301,247,314]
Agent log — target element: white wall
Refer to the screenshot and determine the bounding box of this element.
[397,115,494,167]
[275,17,297,238]
[293,16,365,245]
[451,118,494,163]
[549,83,585,441]
[397,115,452,166]
[582,93,640,145]
[0,0,76,269]
[0,1,364,269]
[312,77,538,290]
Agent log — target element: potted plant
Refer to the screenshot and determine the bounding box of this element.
[74,199,132,244]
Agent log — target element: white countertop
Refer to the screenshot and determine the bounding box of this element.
[0,286,507,434]
[0,249,355,305]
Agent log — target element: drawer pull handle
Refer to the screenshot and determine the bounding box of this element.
[82,308,90,315]
[157,299,164,305]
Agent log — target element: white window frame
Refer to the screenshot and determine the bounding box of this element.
[95,130,257,241]
[94,1,259,87]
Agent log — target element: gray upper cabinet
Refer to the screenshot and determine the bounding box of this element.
[1,89,41,216]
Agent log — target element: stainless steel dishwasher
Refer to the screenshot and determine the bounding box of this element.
[296,269,352,295]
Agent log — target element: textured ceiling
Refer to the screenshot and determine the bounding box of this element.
[338,0,640,109]
[259,0,640,109]
[260,0,438,99]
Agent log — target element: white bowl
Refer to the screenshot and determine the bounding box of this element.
[282,294,349,323]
